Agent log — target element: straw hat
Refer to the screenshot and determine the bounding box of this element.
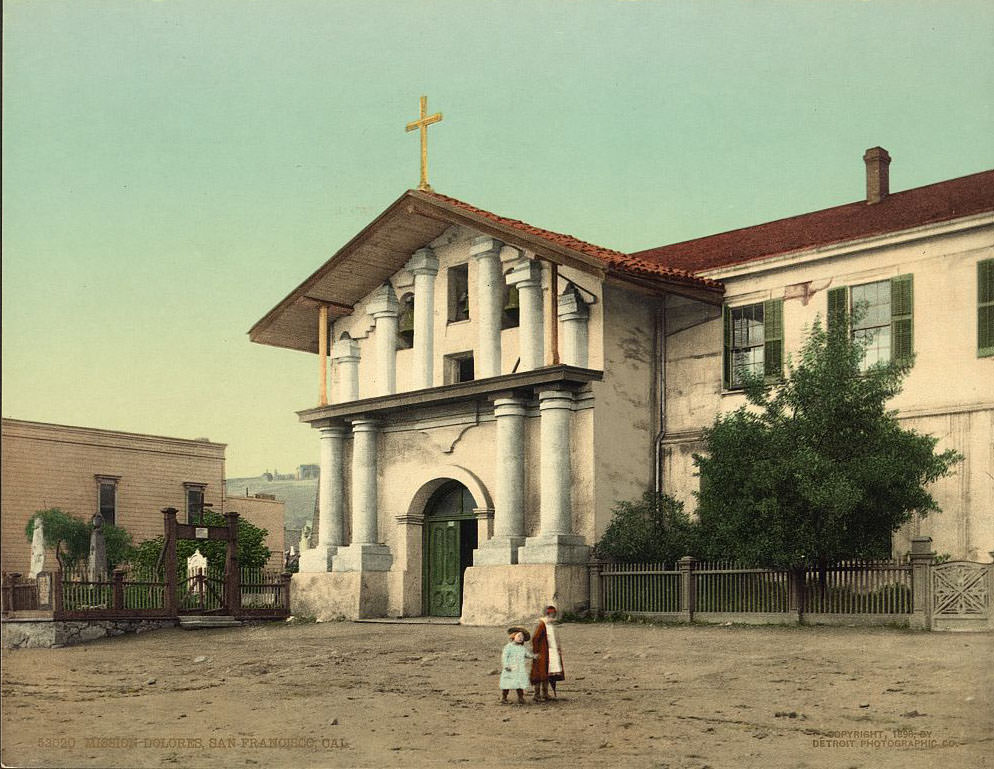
[507,626,531,641]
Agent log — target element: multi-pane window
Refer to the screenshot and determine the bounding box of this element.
[851,281,892,368]
[979,259,994,357]
[828,275,913,368]
[447,264,470,322]
[185,484,206,524]
[96,477,118,526]
[723,299,783,389]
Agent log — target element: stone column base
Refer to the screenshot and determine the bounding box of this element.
[516,534,589,565]
[297,545,338,573]
[472,535,526,566]
[460,563,589,625]
[331,543,393,573]
[291,571,389,620]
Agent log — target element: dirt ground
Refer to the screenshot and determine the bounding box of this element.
[2,620,992,769]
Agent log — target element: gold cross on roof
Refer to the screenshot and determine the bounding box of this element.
[405,95,443,191]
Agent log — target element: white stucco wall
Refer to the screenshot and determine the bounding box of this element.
[663,218,994,559]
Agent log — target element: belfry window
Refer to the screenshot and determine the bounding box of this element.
[502,284,520,329]
[447,264,470,322]
[398,293,415,349]
[444,352,474,384]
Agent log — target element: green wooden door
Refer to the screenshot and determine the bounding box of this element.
[427,519,461,616]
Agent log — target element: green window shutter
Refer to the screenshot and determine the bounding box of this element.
[979,259,994,357]
[722,305,732,389]
[890,274,914,365]
[763,298,784,381]
[827,286,848,333]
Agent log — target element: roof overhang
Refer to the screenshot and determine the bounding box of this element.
[249,189,723,354]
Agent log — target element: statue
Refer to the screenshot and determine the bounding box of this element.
[29,516,46,578]
[87,512,108,581]
[299,523,313,552]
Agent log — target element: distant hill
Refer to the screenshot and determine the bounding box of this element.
[226,475,317,532]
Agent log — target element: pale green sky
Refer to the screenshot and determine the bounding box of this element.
[3,0,993,477]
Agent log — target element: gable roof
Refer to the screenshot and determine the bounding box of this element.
[631,169,994,274]
[250,189,723,354]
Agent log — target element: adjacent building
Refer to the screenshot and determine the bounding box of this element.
[1,419,284,574]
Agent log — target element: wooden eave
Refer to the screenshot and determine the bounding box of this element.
[249,190,723,354]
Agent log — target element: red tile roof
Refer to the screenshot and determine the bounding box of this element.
[420,190,723,289]
[631,169,994,274]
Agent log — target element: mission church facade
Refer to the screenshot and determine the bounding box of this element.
[250,148,993,623]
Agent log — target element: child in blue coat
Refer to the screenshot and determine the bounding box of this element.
[499,627,535,704]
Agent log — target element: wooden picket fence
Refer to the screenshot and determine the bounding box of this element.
[593,556,913,622]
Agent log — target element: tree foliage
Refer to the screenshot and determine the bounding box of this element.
[25,508,134,569]
[693,315,961,567]
[595,492,702,563]
[128,510,272,574]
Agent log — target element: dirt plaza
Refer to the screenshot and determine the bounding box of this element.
[2,620,991,769]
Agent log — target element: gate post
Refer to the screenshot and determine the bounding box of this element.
[162,508,179,616]
[588,560,603,618]
[112,569,126,611]
[225,512,241,616]
[909,536,934,630]
[678,556,696,622]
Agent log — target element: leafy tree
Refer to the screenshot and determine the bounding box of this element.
[595,492,701,563]
[128,510,272,574]
[693,314,961,568]
[25,508,134,569]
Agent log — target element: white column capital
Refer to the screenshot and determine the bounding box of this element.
[350,418,380,434]
[558,285,589,321]
[332,336,360,362]
[506,258,543,289]
[470,236,503,260]
[406,247,439,276]
[368,283,400,318]
[493,395,529,418]
[319,425,349,439]
[538,389,574,410]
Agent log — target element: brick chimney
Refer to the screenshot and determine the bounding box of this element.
[863,146,891,204]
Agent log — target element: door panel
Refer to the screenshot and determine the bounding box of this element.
[428,520,460,616]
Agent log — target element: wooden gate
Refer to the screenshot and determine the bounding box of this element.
[161,507,241,616]
[930,561,992,631]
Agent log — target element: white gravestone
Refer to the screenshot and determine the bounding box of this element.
[187,548,208,578]
[29,517,46,578]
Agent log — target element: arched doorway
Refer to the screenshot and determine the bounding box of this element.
[423,480,479,617]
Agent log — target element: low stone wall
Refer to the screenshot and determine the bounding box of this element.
[2,617,178,649]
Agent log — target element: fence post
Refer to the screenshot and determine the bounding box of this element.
[162,508,179,616]
[280,571,293,612]
[53,570,64,616]
[788,567,806,625]
[678,556,696,622]
[588,560,603,618]
[1,573,16,615]
[225,512,241,617]
[909,536,935,630]
[112,569,125,611]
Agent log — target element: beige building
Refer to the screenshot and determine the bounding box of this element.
[252,149,992,624]
[1,419,284,574]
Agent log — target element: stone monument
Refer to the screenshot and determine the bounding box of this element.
[29,516,46,578]
[87,513,108,581]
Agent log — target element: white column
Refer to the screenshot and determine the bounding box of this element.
[471,236,503,379]
[406,248,438,389]
[333,419,392,572]
[351,419,379,544]
[517,388,589,564]
[299,425,346,573]
[473,395,527,565]
[507,258,544,371]
[558,284,590,368]
[332,335,360,402]
[369,283,400,396]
